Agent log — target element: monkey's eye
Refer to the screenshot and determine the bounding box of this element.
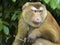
[39,10,43,12]
[34,10,37,12]
[31,10,37,12]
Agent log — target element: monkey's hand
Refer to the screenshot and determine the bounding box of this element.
[27,29,41,43]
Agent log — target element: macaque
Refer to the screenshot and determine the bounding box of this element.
[12,2,60,45]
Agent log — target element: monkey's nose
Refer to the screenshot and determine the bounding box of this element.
[33,19,41,24]
[36,18,40,21]
[35,18,41,22]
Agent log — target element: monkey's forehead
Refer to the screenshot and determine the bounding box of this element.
[26,2,41,4]
[31,5,41,9]
[26,2,44,8]
[22,2,45,10]
[26,2,42,6]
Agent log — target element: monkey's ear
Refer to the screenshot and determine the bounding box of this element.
[22,2,30,10]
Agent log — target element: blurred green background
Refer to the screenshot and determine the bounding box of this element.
[0,0,60,45]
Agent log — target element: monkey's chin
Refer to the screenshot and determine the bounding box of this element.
[29,22,41,27]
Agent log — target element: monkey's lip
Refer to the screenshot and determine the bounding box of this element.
[33,21,40,25]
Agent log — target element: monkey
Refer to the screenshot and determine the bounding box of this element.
[12,2,60,45]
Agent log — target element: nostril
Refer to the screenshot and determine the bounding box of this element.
[36,18,39,20]
[36,18,41,21]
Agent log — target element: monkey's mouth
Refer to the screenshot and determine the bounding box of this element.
[33,21,40,25]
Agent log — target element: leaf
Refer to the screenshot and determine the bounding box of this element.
[50,0,58,9]
[3,21,9,26]
[0,20,3,31]
[11,14,17,21]
[11,11,20,21]
[0,6,2,11]
[44,0,50,3]
[0,13,2,17]
[3,25,9,35]
[12,0,16,2]
[57,0,60,9]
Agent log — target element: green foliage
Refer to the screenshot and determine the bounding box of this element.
[44,0,50,3]
[0,20,3,31]
[0,13,2,17]
[0,0,60,45]
[50,0,57,9]
[12,0,16,3]
[3,25,9,35]
[11,11,20,21]
[11,13,18,21]
[57,1,60,9]
[44,0,60,9]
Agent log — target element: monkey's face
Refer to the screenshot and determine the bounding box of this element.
[22,2,47,27]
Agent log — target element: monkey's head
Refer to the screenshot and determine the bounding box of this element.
[22,2,47,27]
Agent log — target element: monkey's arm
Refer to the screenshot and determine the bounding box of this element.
[12,17,29,45]
[27,29,42,43]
